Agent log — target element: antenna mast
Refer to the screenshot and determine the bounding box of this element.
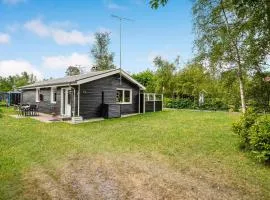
[111,14,134,85]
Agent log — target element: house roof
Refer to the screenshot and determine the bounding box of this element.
[20,69,146,90]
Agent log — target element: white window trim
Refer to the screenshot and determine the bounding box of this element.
[51,87,57,104]
[116,88,132,104]
[36,88,40,102]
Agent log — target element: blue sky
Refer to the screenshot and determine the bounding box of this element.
[0,0,194,79]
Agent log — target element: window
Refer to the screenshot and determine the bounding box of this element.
[51,87,57,103]
[116,90,123,103]
[36,88,40,102]
[124,90,131,102]
[116,89,132,104]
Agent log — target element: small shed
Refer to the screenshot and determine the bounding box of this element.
[0,91,21,106]
[199,89,207,106]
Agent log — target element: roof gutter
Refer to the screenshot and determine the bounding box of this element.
[19,82,78,90]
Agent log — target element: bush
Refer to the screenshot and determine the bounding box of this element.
[164,97,228,111]
[249,117,270,162]
[232,109,270,163]
[165,98,195,109]
[232,108,258,149]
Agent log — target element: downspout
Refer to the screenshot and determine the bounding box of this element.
[153,93,156,112]
[143,93,145,113]
[78,84,80,117]
[138,88,141,113]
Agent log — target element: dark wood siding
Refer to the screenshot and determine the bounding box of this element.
[140,93,144,113]
[155,101,162,111]
[80,74,140,119]
[145,101,154,112]
[22,88,62,115]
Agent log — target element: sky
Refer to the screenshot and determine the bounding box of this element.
[0,0,194,80]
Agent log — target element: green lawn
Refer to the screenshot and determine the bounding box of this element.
[0,107,269,199]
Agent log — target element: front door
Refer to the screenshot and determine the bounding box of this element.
[61,88,72,116]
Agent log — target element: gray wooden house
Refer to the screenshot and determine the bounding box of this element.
[20,69,162,120]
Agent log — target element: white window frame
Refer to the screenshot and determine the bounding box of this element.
[116,88,132,104]
[51,87,57,104]
[36,88,40,102]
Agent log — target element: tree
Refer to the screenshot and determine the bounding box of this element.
[175,62,214,99]
[91,32,116,71]
[0,72,36,92]
[150,0,168,9]
[132,70,156,92]
[150,0,270,113]
[153,56,176,97]
[192,0,270,113]
[246,72,270,112]
[65,66,80,76]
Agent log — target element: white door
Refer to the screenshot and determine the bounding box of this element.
[61,88,72,116]
[65,89,72,116]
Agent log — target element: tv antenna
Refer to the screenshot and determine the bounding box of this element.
[111,14,134,85]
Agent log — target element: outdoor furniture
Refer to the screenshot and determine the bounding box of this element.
[16,104,39,116]
[29,104,39,116]
[21,104,30,116]
[15,105,23,116]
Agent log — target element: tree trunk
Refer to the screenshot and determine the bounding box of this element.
[220,0,246,113]
[237,70,246,113]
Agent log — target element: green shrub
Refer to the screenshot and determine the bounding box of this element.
[164,98,195,109]
[164,97,228,111]
[233,109,270,163]
[232,108,258,149]
[249,117,270,162]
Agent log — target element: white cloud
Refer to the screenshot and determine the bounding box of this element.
[42,53,92,69]
[24,19,50,37]
[2,0,25,5]
[51,29,94,45]
[24,18,94,45]
[49,20,77,29]
[0,60,43,80]
[0,33,10,44]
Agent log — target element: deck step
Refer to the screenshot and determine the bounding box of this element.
[60,117,72,121]
[71,116,83,123]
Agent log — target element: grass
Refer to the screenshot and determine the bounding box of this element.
[0,107,269,199]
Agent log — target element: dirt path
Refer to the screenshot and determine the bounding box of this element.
[23,154,253,200]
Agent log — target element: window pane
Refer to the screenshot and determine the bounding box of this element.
[116,90,123,102]
[145,94,148,101]
[54,92,57,102]
[68,91,71,105]
[124,90,130,102]
[149,94,154,101]
[52,88,57,103]
[156,94,162,101]
[40,94,44,101]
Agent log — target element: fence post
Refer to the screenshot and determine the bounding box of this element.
[162,94,164,111]
[143,93,146,113]
[153,93,156,112]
